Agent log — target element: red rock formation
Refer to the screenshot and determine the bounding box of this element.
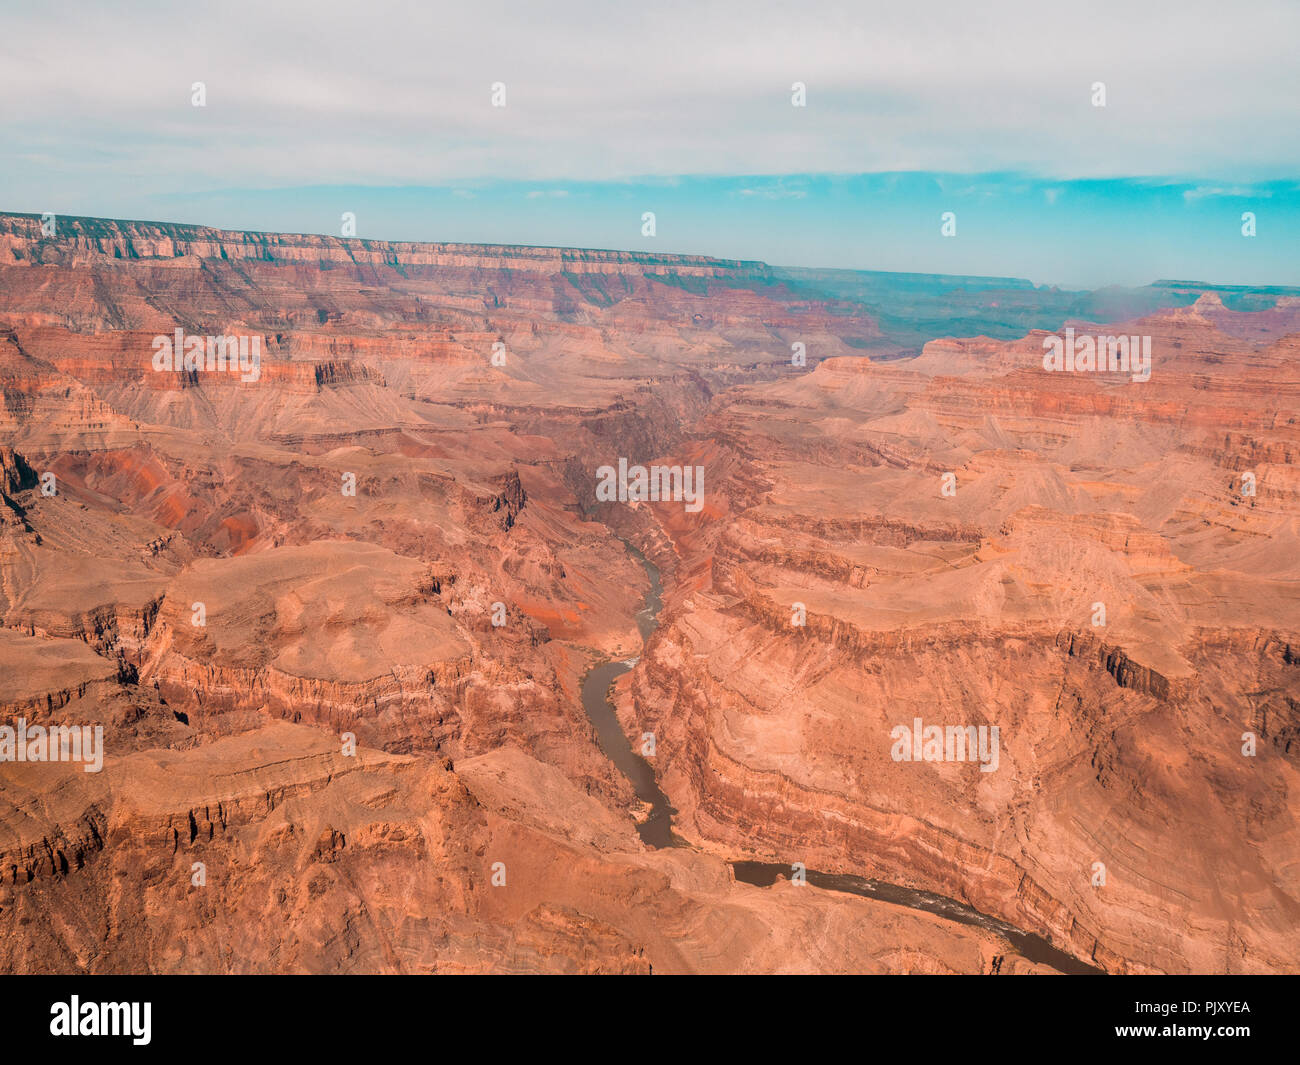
[624,304,1300,974]
[0,212,1295,974]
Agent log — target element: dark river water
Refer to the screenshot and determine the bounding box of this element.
[731,861,1102,974]
[578,542,679,847]
[577,541,1102,974]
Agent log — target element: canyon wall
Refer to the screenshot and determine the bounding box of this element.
[1,213,1296,973]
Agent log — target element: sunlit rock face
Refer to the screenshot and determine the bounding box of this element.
[628,300,1300,974]
[0,213,1295,974]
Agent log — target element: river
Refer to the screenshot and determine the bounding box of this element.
[577,541,1102,974]
[578,541,678,847]
[731,861,1101,974]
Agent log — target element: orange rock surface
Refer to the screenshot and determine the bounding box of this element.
[0,213,1295,973]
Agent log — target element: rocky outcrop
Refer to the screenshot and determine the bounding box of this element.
[619,302,1300,974]
[1,211,1297,974]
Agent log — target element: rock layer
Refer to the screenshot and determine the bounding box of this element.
[1,214,1296,973]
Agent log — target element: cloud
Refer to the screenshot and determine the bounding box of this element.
[735,184,808,199]
[1182,185,1271,203]
[0,0,1296,211]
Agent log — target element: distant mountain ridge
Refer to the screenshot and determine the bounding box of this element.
[0,212,769,278]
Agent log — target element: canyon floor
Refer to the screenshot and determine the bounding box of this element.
[0,212,1296,974]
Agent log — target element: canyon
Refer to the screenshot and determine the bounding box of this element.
[0,211,1296,974]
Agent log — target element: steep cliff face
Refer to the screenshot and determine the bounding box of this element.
[2,213,994,975]
[621,304,1300,974]
[0,213,1296,974]
[0,213,771,276]
[1,724,1046,974]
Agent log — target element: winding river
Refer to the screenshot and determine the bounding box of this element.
[731,862,1101,974]
[578,542,1102,975]
[578,542,678,848]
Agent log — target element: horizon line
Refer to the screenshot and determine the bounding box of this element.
[9,208,1300,296]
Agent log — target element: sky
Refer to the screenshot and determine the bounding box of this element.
[1,0,1297,287]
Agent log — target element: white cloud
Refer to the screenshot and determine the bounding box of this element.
[1182,185,1272,202]
[0,0,1296,205]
